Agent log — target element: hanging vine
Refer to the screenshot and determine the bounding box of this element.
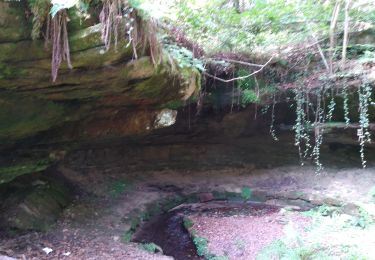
[100,0,125,51]
[99,0,161,64]
[293,85,312,166]
[312,89,325,173]
[27,0,163,82]
[357,82,372,168]
[326,93,336,122]
[270,93,279,141]
[342,80,351,127]
[48,9,73,82]
[28,0,50,40]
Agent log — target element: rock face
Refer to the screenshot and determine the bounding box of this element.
[0,2,200,182]
[0,3,199,231]
[1,2,375,233]
[0,3,199,146]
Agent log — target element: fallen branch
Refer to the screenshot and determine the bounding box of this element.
[203,56,274,83]
[207,58,264,68]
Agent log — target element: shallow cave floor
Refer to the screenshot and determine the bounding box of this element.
[1,165,375,260]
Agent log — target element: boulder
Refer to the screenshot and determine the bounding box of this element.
[0,176,71,231]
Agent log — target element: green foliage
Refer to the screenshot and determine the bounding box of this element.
[185,217,227,260]
[326,98,336,122]
[164,44,204,71]
[138,242,163,253]
[241,186,252,201]
[0,160,51,185]
[347,208,373,229]
[292,86,312,166]
[162,100,185,110]
[110,181,131,198]
[50,0,91,17]
[257,240,299,260]
[122,230,134,243]
[28,0,50,40]
[359,50,375,64]
[183,217,193,230]
[358,83,373,168]
[257,240,328,260]
[241,89,258,107]
[342,82,351,127]
[304,204,341,218]
[137,0,375,54]
[270,94,279,141]
[237,69,259,107]
[369,186,375,202]
[193,236,209,257]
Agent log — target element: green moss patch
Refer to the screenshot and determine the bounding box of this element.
[0,160,51,185]
[0,92,68,142]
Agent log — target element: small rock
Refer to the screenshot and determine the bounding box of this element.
[42,247,53,255]
[0,256,18,260]
[198,192,214,202]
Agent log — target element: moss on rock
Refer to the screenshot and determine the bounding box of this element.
[0,176,71,231]
[0,160,51,185]
[0,92,68,142]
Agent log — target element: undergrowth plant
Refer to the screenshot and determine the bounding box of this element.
[138,242,163,254]
[184,217,228,260]
[369,186,375,202]
[237,69,259,108]
[241,186,252,201]
[256,239,328,260]
[347,207,374,229]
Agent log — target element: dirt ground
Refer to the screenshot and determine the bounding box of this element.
[1,164,375,259]
[189,203,375,259]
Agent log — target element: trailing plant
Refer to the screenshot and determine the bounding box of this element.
[342,81,351,127]
[293,85,311,166]
[99,0,135,51]
[28,0,163,81]
[312,89,325,173]
[270,93,279,141]
[48,9,73,82]
[28,0,51,40]
[99,0,162,63]
[326,96,336,122]
[357,83,372,168]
